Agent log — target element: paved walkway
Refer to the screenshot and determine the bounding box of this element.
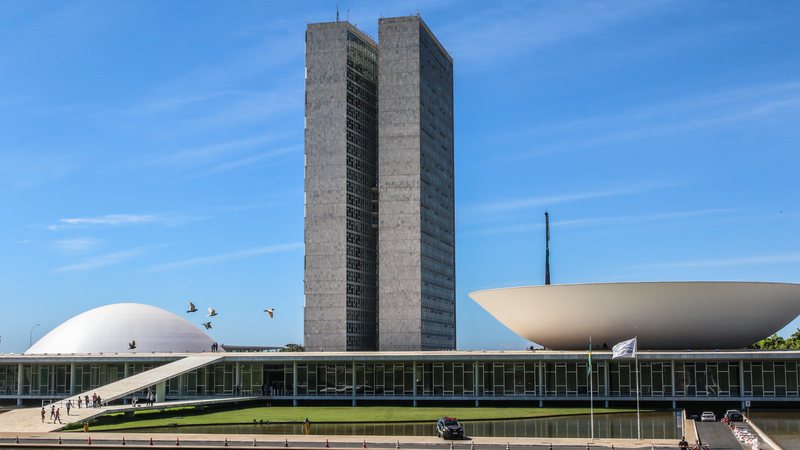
[0,433,679,449]
[0,354,223,433]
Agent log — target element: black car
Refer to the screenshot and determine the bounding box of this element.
[724,409,744,422]
[436,417,465,439]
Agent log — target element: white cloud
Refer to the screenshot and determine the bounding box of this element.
[51,237,102,253]
[48,213,203,231]
[55,249,144,272]
[464,208,737,237]
[506,81,800,158]
[441,1,674,64]
[640,253,800,269]
[465,181,675,215]
[147,243,303,272]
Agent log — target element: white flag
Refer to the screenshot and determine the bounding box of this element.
[612,337,637,359]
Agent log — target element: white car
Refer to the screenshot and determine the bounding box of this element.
[700,411,716,422]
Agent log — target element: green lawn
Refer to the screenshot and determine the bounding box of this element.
[85,406,641,432]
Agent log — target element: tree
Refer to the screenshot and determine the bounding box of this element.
[750,333,797,350]
[279,343,305,352]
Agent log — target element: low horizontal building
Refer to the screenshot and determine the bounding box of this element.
[2,350,800,409]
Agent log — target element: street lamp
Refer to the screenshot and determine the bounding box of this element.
[29,323,40,348]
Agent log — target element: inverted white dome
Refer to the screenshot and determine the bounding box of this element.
[470,282,800,350]
[26,303,216,354]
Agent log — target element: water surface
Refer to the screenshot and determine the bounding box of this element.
[126,411,680,439]
[748,411,800,450]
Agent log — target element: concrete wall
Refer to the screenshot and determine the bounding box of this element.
[377,17,423,351]
[377,16,455,350]
[304,22,353,351]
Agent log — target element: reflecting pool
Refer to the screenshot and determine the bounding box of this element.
[126,411,681,439]
[749,411,800,450]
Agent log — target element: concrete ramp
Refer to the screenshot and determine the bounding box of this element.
[76,354,224,404]
[696,422,744,450]
[0,354,223,433]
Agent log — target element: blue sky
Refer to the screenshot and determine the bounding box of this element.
[1,1,799,353]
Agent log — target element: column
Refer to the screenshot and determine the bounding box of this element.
[178,373,184,399]
[671,360,676,405]
[16,363,24,407]
[292,361,298,406]
[603,360,610,407]
[156,381,166,403]
[412,362,418,407]
[739,359,746,410]
[235,362,241,396]
[352,361,356,407]
[70,363,77,396]
[473,361,480,407]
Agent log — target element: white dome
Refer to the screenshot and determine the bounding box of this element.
[26,303,216,354]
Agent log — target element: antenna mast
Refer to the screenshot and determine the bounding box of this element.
[336,4,340,22]
[545,211,551,286]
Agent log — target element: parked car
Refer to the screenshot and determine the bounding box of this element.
[436,417,465,439]
[724,409,744,422]
[700,411,716,422]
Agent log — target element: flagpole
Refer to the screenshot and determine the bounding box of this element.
[589,336,594,442]
[635,336,641,443]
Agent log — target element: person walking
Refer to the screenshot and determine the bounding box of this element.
[77,396,82,408]
[50,404,55,422]
[66,400,72,416]
[55,408,62,424]
[84,394,89,409]
[40,406,45,423]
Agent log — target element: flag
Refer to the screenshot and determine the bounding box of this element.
[612,337,637,359]
[587,342,593,376]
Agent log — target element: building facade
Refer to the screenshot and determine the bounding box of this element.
[304,22,380,351]
[3,351,800,410]
[377,17,456,351]
[304,16,455,352]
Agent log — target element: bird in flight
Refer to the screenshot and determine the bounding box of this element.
[264,308,275,319]
[208,308,217,317]
[128,340,136,350]
[202,322,212,330]
[187,301,198,313]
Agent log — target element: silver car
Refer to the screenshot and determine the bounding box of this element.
[700,411,716,422]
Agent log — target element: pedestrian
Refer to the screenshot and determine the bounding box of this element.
[92,393,97,408]
[78,397,82,408]
[55,408,62,424]
[97,395,102,407]
[84,394,89,409]
[132,395,137,407]
[50,404,55,422]
[66,400,72,416]
[40,406,45,423]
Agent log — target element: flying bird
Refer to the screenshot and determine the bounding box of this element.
[187,301,198,313]
[208,307,217,317]
[202,322,212,330]
[128,340,136,350]
[264,308,275,319]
